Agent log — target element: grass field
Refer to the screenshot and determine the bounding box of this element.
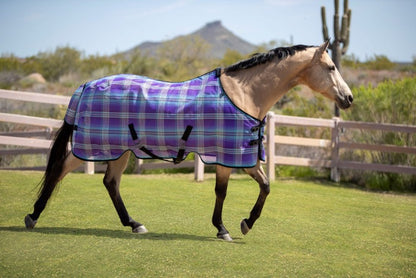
[0,170,415,277]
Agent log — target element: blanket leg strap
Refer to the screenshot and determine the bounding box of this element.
[129,123,166,161]
[173,125,193,164]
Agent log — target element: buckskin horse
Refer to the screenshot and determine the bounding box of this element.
[24,41,353,241]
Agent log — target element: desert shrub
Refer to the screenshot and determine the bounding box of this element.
[342,54,396,71]
[0,55,21,72]
[220,49,245,68]
[122,50,157,77]
[363,55,396,70]
[0,71,22,89]
[342,54,361,69]
[340,78,416,191]
[342,77,415,125]
[35,46,81,81]
[79,54,116,78]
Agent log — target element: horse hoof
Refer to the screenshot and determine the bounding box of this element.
[217,233,233,241]
[133,225,148,234]
[24,214,37,229]
[240,219,250,235]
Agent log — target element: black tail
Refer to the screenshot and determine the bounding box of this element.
[42,121,73,190]
[30,121,73,220]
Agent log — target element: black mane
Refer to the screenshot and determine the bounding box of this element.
[224,44,313,72]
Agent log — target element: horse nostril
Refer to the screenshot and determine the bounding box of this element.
[348,95,353,104]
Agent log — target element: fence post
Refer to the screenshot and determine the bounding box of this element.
[331,117,340,182]
[266,112,276,181]
[84,162,95,175]
[136,158,143,174]
[194,155,204,182]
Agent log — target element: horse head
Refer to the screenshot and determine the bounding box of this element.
[300,41,353,110]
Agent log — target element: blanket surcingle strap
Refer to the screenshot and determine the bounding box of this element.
[64,68,266,168]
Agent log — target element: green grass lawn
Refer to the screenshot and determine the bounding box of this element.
[0,170,415,277]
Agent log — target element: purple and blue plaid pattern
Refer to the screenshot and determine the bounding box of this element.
[65,69,265,168]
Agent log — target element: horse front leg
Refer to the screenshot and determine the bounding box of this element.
[241,160,270,235]
[103,152,147,233]
[212,165,232,241]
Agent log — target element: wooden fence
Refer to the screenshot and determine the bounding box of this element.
[266,112,416,182]
[1,89,415,182]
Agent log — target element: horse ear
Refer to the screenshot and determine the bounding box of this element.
[322,39,330,50]
[313,40,330,62]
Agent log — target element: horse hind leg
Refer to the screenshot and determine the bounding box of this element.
[25,153,83,229]
[103,152,147,234]
[241,161,270,235]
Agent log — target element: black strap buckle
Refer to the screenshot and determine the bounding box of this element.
[249,136,264,146]
[250,120,265,133]
[250,126,260,132]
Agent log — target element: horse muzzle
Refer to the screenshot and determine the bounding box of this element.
[336,91,353,110]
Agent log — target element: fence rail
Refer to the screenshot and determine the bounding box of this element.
[266,112,416,181]
[0,89,70,105]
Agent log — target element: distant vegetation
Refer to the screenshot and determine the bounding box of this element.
[1,40,415,191]
[1,40,415,90]
[342,54,404,71]
[0,39,220,89]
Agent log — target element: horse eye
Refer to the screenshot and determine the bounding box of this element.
[328,65,336,71]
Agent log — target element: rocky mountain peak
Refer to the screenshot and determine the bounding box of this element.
[124,21,256,59]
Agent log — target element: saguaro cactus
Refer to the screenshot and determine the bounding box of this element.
[321,0,351,116]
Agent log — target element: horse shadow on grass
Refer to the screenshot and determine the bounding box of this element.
[0,226,244,244]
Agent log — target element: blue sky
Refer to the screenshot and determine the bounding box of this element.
[1,0,415,62]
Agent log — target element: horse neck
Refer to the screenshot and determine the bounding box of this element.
[220,51,313,120]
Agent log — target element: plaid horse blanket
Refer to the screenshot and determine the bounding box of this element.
[64,69,265,168]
